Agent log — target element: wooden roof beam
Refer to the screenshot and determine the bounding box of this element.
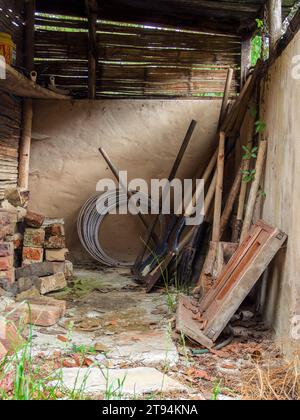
[86,0,98,99]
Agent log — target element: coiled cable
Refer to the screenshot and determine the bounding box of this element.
[77,190,164,267]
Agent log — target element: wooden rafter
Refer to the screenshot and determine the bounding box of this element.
[86,0,98,99]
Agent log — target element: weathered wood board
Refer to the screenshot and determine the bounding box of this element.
[176,220,287,348]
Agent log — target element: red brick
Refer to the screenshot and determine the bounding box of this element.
[53,261,73,279]
[0,210,17,226]
[25,211,45,228]
[23,228,45,248]
[45,248,69,262]
[0,269,15,287]
[4,188,29,208]
[0,317,25,355]
[0,256,13,271]
[0,340,7,360]
[22,247,44,266]
[0,224,15,240]
[21,296,67,317]
[35,272,67,295]
[0,211,17,240]
[12,233,23,249]
[0,242,14,257]
[6,303,62,327]
[44,236,66,249]
[45,224,65,238]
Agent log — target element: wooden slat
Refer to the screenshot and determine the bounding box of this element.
[0,63,70,100]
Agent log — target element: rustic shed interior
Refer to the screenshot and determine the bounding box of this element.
[1,0,300,378]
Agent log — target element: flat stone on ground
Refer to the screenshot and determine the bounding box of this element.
[55,367,188,396]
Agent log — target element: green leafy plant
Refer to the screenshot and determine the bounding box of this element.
[242,169,256,183]
[256,18,264,30]
[101,368,127,400]
[0,323,61,400]
[242,145,258,160]
[259,190,267,198]
[255,120,266,134]
[70,345,96,355]
[211,381,222,400]
[251,18,264,66]
[249,105,258,119]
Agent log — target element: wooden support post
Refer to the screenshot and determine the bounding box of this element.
[18,99,33,190]
[24,0,35,72]
[86,0,98,100]
[240,36,252,88]
[268,0,282,53]
[19,0,35,190]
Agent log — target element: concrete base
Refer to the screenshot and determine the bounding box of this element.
[31,269,179,368]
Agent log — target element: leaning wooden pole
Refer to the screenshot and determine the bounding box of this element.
[219,68,234,127]
[212,131,226,243]
[240,140,268,242]
[18,0,35,190]
[219,165,242,239]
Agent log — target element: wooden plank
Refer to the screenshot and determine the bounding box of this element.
[176,295,214,349]
[0,63,69,100]
[177,220,287,348]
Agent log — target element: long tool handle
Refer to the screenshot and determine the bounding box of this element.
[99,147,159,244]
[134,119,198,268]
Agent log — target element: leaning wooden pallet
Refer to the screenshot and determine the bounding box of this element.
[177,220,287,349]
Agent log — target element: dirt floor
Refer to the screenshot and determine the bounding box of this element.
[6,267,291,400]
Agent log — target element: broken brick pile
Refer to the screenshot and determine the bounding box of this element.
[23,212,69,266]
[0,209,17,289]
[0,188,74,360]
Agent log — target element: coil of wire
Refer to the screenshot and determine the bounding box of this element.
[77,190,163,267]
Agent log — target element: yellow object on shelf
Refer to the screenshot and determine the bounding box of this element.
[0,32,16,65]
